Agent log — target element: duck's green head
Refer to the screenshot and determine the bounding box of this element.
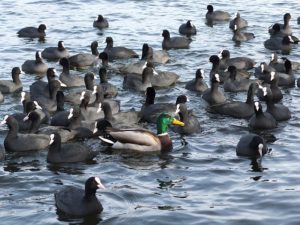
[157,113,184,135]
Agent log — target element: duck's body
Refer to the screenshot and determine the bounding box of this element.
[59,58,85,87]
[99,113,184,152]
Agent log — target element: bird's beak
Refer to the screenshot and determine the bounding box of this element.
[172,118,184,126]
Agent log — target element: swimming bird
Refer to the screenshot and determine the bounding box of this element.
[0,144,4,160]
[99,113,184,152]
[269,13,292,36]
[140,87,188,123]
[236,134,268,158]
[178,20,197,36]
[256,72,283,103]
[68,41,99,68]
[30,68,59,99]
[32,79,65,113]
[17,24,46,38]
[185,69,208,93]
[264,35,294,54]
[208,82,257,118]
[229,12,248,30]
[0,67,23,94]
[42,41,70,61]
[123,66,153,92]
[54,177,105,217]
[276,59,295,87]
[141,43,169,64]
[93,15,109,29]
[59,57,85,87]
[1,115,49,152]
[268,52,300,72]
[205,5,230,22]
[98,67,118,98]
[269,23,299,43]
[162,29,192,50]
[209,55,250,83]
[173,103,201,135]
[218,49,255,71]
[96,102,141,128]
[223,65,256,92]
[202,74,227,105]
[90,85,120,114]
[262,87,291,121]
[232,25,255,42]
[21,51,48,75]
[104,37,139,60]
[249,101,277,130]
[47,133,95,163]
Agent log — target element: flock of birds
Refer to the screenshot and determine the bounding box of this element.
[0,4,300,218]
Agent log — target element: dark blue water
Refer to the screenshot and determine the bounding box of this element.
[0,0,300,224]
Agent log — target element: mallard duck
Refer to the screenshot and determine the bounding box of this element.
[99,113,184,152]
